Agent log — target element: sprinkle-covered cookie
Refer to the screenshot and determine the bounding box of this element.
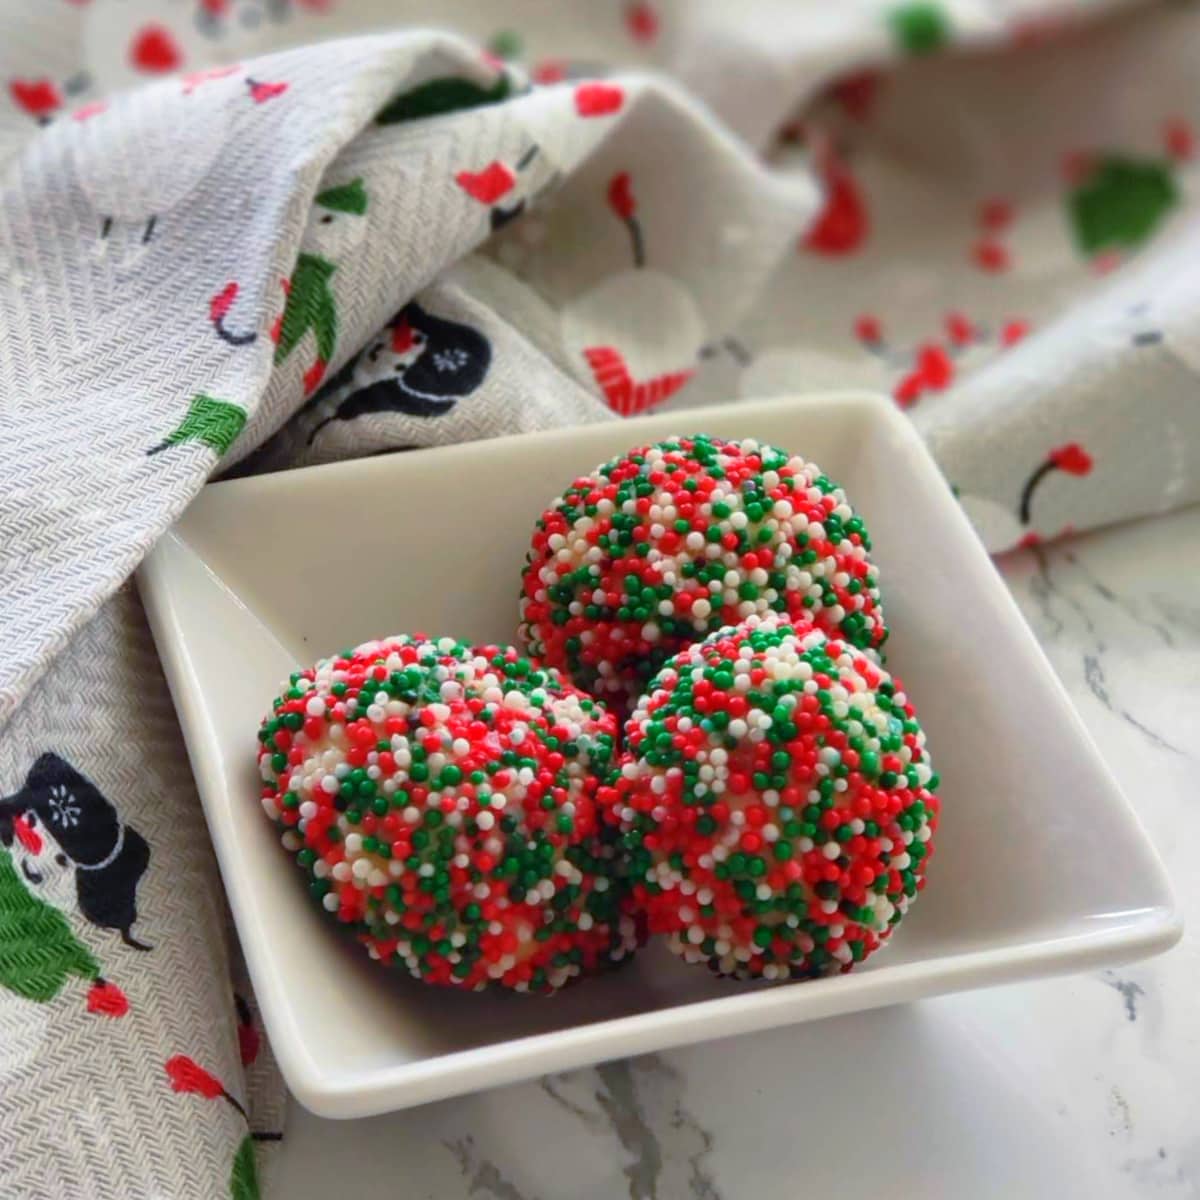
[257,635,637,993]
[519,434,885,707]
[600,614,937,980]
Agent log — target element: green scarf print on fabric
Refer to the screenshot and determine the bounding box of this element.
[0,848,97,1002]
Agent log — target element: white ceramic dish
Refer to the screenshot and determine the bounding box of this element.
[138,392,1180,1119]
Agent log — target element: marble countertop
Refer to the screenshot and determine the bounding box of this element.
[273,505,1200,1200]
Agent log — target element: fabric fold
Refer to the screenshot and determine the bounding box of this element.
[2,5,1200,1197]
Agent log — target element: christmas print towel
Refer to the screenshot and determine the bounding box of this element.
[2,1,1199,1196]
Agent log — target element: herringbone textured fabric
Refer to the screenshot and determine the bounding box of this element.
[0,33,472,726]
[0,588,278,1199]
[0,21,815,1196]
[4,2,1200,1196]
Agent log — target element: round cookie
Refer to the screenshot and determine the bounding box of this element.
[257,635,637,993]
[519,434,885,706]
[600,615,938,980]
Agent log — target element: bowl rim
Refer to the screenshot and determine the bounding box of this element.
[138,390,1182,1119]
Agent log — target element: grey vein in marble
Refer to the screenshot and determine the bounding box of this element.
[1024,547,1191,756]
[596,1062,664,1200]
[1149,592,1200,641]
[1063,551,1177,649]
[536,1056,722,1200]
[1103,971,1147,1023]
[445,1136,534,1200]
[1109,1086,1135,1139]
[1083,652,1184,754]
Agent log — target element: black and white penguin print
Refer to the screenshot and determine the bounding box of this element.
[306,302,492,442]
[0,753,152,952]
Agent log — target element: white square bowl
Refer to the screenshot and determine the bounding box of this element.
[137,392,1180,1119]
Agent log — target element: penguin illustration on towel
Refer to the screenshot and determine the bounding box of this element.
[304,301,493,443]
[0,752,152,953]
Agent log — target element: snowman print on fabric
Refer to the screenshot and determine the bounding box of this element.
[2,0,184,126]
[454,142,560,235]
[0,754,152,1017]
[6,73,94,127]
[955,289,1200,552]
[82,0,195,89]
[80,0,327,92]
[304,302,492,444]
[559,171,704,416]
[853,311,1030,407]
[956,442,1094,552]
[733,308,1032,409]
[206,175,370,373]
[194,0,327,41]
[65,66,285,256]
[270,176,370,395]
[375,63,540,237]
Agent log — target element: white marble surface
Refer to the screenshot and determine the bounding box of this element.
[273,505,1200,1200]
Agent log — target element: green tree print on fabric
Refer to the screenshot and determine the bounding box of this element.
[0,847,97,1002]
[1068,155,1179,254]
[376,74,512,125]
[889,3,950,54]
[147,395,248,457]
[229,1136,260,1200]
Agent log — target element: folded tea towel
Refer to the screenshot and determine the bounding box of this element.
[2,2,1198,1195]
